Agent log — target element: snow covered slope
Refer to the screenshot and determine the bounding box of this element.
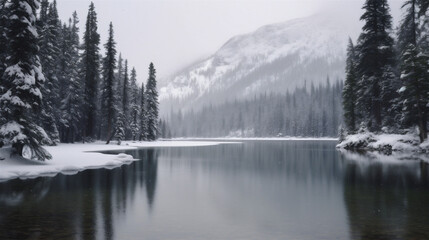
[160,12,361,112]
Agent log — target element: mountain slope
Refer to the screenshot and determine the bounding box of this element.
[160,12,361,113]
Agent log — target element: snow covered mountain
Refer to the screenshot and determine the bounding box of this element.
[160,11,361,113]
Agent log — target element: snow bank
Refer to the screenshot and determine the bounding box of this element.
[337,132,426,153]
[0,140,236,182]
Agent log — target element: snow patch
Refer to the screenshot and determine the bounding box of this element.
[0,140,235,182]
[337,132,426,153]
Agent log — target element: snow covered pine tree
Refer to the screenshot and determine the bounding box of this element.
[0,0,52,160]
[145,63,159,141]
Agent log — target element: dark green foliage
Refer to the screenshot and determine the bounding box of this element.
[399,44,429,142]
[129,68,139,141]
[59,12,82,143]
[122,60,130,138]
[81,2,100,140]
[0,0,156,157]
[122,60,129,116]
[355,0,398,131]
[0,0,51,160]
[114,112,125,145]
[0,0,8,80]
[139,83,147,141]
[145,63,159,141]
[397,0,429,142]
[38,0,61,144]
[102,23,117,144]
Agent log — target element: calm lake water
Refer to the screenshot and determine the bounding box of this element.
[1,140,429,240]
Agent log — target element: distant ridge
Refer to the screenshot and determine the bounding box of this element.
[160,11,361,114]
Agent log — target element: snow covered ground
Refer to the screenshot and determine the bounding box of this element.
[337,132,429,153]
[0,140,239,182]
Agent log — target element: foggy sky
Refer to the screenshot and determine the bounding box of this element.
[57,0,403,81]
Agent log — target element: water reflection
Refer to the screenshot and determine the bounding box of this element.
[339,150,429,240]
[0,149,159,240]
[1,142,429,239]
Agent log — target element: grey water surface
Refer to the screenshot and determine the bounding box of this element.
[0,140,428,240]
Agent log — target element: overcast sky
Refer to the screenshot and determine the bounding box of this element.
[57,0,403,80]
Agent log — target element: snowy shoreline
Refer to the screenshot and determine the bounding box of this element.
[0,141,239,182]
[337,132,429,154]
[172,137,339,141]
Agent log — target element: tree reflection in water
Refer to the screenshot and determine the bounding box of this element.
[340,150,429,240]
[1,142,429,240]
[0,149,159,240]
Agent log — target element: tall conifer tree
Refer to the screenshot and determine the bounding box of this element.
[139,83,147,141]
[0,0,8,80]
[102,23,117,144]
[60,12,82,143]
[81,2,100,141]
[0,0,51,160]
[398,0,429,142]
[342,39,358,133]
[145,63,159,141]
[130,68,139,140]
[38,0,61,144]
[356,0,398,131]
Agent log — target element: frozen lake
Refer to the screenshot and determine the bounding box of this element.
[0,140,428,239]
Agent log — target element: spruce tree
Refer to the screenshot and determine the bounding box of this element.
[0,0,51,160]
[102,23,117,144]
[139,83,147,141]
[60,12,82,143]
[122,60,130,138]
[356,0,398,131]
[0,0,8,80]
[129,68,140,141]
[145,63,159,141]
[114,112,125,145]
[398,0,429,142]
[343,38,358,133]
[0,0,6,145]
[81,2,100,141]
[116,53,124,108]
[38,0,61,144]
[400,45,429,142]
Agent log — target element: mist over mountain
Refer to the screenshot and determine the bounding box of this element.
[160,10,362,114]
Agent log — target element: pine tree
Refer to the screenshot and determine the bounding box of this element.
[342,38,358,133]
[0,0,8,80]
[139,83,147,141]
[60,12,82,143]
[37,0,49,25]
[0,0,8,137]
[113,112,125,145]
[81,2,100,141]
[400,45,429,142]
[129,68,140,141]
[38,0,61,144]
[122,60,130,138]
[116,53,124,108]
[145,63,159,141]
[102,23,117,144]
[0,0,51,160]
[356,0,398,131]
[398,0,429,142]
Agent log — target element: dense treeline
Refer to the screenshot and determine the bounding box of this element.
[343,0,429,143]
[0,0,160,160]
[169,79,343,138]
